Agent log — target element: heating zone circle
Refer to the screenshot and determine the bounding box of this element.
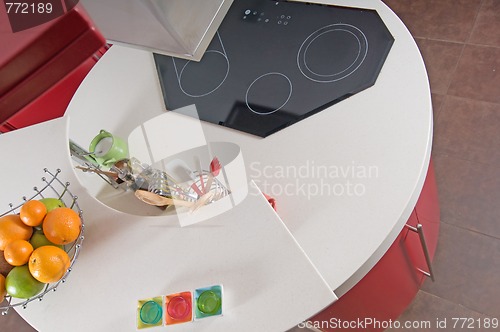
[297,23,368,83]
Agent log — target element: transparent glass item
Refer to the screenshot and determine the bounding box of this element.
[165,292,193,324]
[148,171,171,197]
[140,301,162,324]
[137,297,163,329]
[197,291,221,315]
[194,285,223,319]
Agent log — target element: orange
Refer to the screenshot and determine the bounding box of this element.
[20,200,47,227]
[0,273,6,302]
[0,215,33,250]
[4,240,33,266]
[28,246,70,283]
[42,207,81,245]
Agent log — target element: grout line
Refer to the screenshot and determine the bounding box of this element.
[465,41,500,49]
[443,0,488,97]
[411,36,465,96]
[433,94,500,105]
[413,36,464,45]
[432,151,495,168]
[411,1,500,96]
[440,220,500,241]
[417,290,496,319]
[433,146,500,165]
[466,0,486,44]
[430,93,447,123]
[414,36,500,51]
[442,45,466,96]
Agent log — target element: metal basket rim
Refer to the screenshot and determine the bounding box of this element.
[0,169,85,315]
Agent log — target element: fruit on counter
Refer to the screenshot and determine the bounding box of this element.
[20,200,47,227]
[0,273,6,302]
[42,207,81,245]
[0,251,14,276]
[4,240,33,266]
[0,215,34,250]
[5,265,45,299]
[38,198,65,213]
[29,230,63,250]
[29,246,70,283]
[0,200,82,300]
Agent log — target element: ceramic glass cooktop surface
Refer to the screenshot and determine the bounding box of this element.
[154,0,394,137]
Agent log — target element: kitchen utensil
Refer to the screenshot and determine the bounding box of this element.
[75,165,120,181]
[195,157,205,193]
[165,159,203,196]
[134,190,194,208]
[210,157,222,176]
[204,157,221,194]
[89,130,129,166]
[148,170,172,197]
[189,191,215,213]
[69,139,98,165]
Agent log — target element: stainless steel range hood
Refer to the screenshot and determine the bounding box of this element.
[80,0,233,61]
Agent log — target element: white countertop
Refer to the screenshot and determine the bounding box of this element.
[1,0,432,330]
[0,118,336,331]
[66,0,432,296]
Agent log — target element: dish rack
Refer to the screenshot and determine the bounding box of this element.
[0,169,84,315]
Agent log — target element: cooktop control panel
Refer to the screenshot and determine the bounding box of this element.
[154,0,394,137]
[242,4,293,26]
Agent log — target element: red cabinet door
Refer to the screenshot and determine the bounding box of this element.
[308,161,440,332]
[0,57,97,132]
[309,222,424,331]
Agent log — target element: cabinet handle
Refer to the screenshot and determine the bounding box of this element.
[405,223,435,281]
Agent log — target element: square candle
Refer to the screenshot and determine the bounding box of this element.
[165,291,193,325]
[194,285,223,319]
[137,297,163,329]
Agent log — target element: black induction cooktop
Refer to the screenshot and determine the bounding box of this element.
[154,0,394,137]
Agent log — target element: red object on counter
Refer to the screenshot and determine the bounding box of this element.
[263,193,277,211]
[0,4,106,131]
[165,292,193,325]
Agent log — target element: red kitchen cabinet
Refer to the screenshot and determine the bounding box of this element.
[0,56,98,132]
[0,5,106,132]
[308,159,440,331]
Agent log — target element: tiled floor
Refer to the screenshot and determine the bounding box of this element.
[382,0,500,329]
[2,1,500,332]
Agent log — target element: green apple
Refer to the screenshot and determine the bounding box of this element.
[29,230,63,250]
[6,265,45,299]
[39,198,65,212]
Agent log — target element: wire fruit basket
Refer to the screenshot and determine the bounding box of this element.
[0,169,85,315]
